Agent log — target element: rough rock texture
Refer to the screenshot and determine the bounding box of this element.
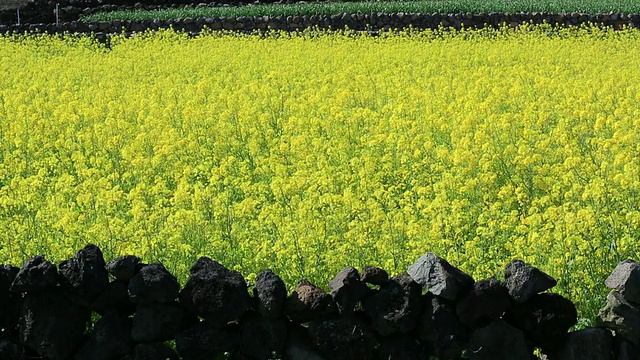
[175,321,240,360]
[418,293,468,359]
[507,293,577,352]
[363,273,422,336]
[91,279,136,316]
[328,266,370,314]
[308,316,377,360]
[361,266,389,285]
[19,289,90,360]
[504,259,558,303]
[467,320,532,360]
[105,255,142,282]
[284,324,326,360]
[548,328,613,360]
[597,291,640,345]
[456,277,512,329]
[134,342,180,360]
[74,310,133,360]
[132,302,197,342]
[10,255,59,294]
[0,338,25,360]
[285,279,337,323]
[58,244,109,303]
[606,260,640,306]
[0,264,19,329]
[239,312,288,359]
[377,334,430,360]
[253,269,287,318]
[614,336,640,360]
[407,252,474,301]
[179,257,251,327]
[128,263,180,304]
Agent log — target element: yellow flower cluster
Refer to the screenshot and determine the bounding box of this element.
[1,26,639,323]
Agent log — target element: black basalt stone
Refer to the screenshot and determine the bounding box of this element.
[467,319,533,360]
[239,312,288,359]
[19,288,91,360]
[504,260,557,303]
[131,302,197,342]
[308,316,377,360]
[128,263,179,304]
[10,255,59,294]
[407,252,474,301]
[456,277,512,329]
[91,279,136,316]
[377,334,430,360]
[417,293,468,359]
[74,310,134,360]
[548,328,613,360]
[506,293,577,352]
[179,257,251,327]
[285,279,337,324]
[328,266,370,314]
[59,244,109,303]
[361,266,389,285]
[105,255,142,282]
[363,273,422,336]
[605,259,640,306]
[0,338,25,360]
[134,342,179,360]
[253,269,287,318]
[176,321,240,360]
[597,291,640,345]
[0,264,19,329]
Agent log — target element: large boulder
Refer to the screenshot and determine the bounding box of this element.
[253,269,287,318]
[605,260,640,306]
[504,260,557,303]
[363,273,422,335]
[128,263,180,304]
[58,244,109,303]
[407,252,474,301]
[328,267,370,315]
[10,255,58,294]
[456,277,512,329]
[179,257,251,327]
[285,279,337,324]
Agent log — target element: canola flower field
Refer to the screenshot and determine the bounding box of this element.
[0,26,639,324]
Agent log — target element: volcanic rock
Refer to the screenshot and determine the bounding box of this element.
[504,259,557,303]
[179,257,251,327]
[328,266,370,314]
[363,273,422,335]
[253,269,287,318]
[456,277,512,329]
[407,252,474,301]
[285,279,337,323]
[128,263,179,304]
[10,255,58,294]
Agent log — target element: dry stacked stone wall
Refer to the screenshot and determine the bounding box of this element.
[1,12,640,40]
[1,243,640,359]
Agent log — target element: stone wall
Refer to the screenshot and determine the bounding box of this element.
[1,243,639,359]
[1,12,639,42]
